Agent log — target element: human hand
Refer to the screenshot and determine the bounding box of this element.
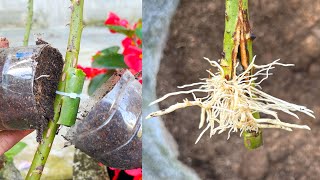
[0,37,32,156]
[0,130,33,155]
[0,37,9,48]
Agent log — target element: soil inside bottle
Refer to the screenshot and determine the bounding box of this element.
[67,71,142,169]
[0,44,63,141]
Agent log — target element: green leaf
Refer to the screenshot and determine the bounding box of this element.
[134,19,142,40]
[100,46,120,55]
[92,54,127,69]
[106,25,135,37]
[135,28,142,40]
[4,142,27,162]
[92,46,120,61]
[135,19,142,29]
[88,71,115,95]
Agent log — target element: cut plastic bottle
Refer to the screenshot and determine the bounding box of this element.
[67,70,142,169]
[0,45,63,132]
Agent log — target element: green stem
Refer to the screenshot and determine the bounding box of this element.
[221,0,239,79]
[221,0,263,150]
[23,0,33,46]
[26,1,85,179]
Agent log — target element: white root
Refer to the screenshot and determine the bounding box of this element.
[35,74,50,80]
[147,55,315,143]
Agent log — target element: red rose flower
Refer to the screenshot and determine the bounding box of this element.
[119,19,129,27]
[125,168,142,180]
[122,37,141,50]
[77,65,107,79]
[109,167,121,180]
[109,167,142,180]
[88,13,142,86]
[137,38,142,46]
[105,12,129,33]
[122,37,135,49]
[123,46,142,73]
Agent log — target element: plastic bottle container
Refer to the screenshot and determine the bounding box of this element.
[68,71,142,169]
[0,45,63,131]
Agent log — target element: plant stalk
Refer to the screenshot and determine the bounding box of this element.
[23,0,33,46]
[26,0,85,179]
[221,0,263,149]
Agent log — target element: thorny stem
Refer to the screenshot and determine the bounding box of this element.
[26,0,85,179]
[23,0,33,46]
[222,0,262,149]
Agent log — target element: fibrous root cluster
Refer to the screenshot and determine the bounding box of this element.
[147,56,314,143]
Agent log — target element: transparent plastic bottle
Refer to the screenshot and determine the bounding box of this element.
[0,45,63,131]
[68,71,142,169]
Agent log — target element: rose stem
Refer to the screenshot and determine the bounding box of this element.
[221,0,263,149]
[26,0,85,179]
[23,0,33,46]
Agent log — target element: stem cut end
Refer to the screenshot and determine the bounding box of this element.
[243,129,263,150]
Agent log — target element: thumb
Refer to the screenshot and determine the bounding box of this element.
[0,130,33,155]
[0,37,9,48]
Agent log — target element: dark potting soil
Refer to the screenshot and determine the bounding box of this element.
[34,45,63,141]
[72,71,142,169]
[75,102,142,169]
[0,44,63,141]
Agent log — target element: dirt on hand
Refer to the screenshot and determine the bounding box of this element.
[157,0,320,179]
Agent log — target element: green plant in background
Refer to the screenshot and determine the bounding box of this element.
[78,13,142,95]
[23,0,33,46]
[4,142,27,163]
[26,0,85,179]
[0,142,27,179]
[75,12,143,180]
[147,0,314,149]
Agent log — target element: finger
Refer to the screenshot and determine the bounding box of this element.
[0,130,33,155]
[0,37,9,48]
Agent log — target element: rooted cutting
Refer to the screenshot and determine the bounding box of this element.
[147,56,314,143]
